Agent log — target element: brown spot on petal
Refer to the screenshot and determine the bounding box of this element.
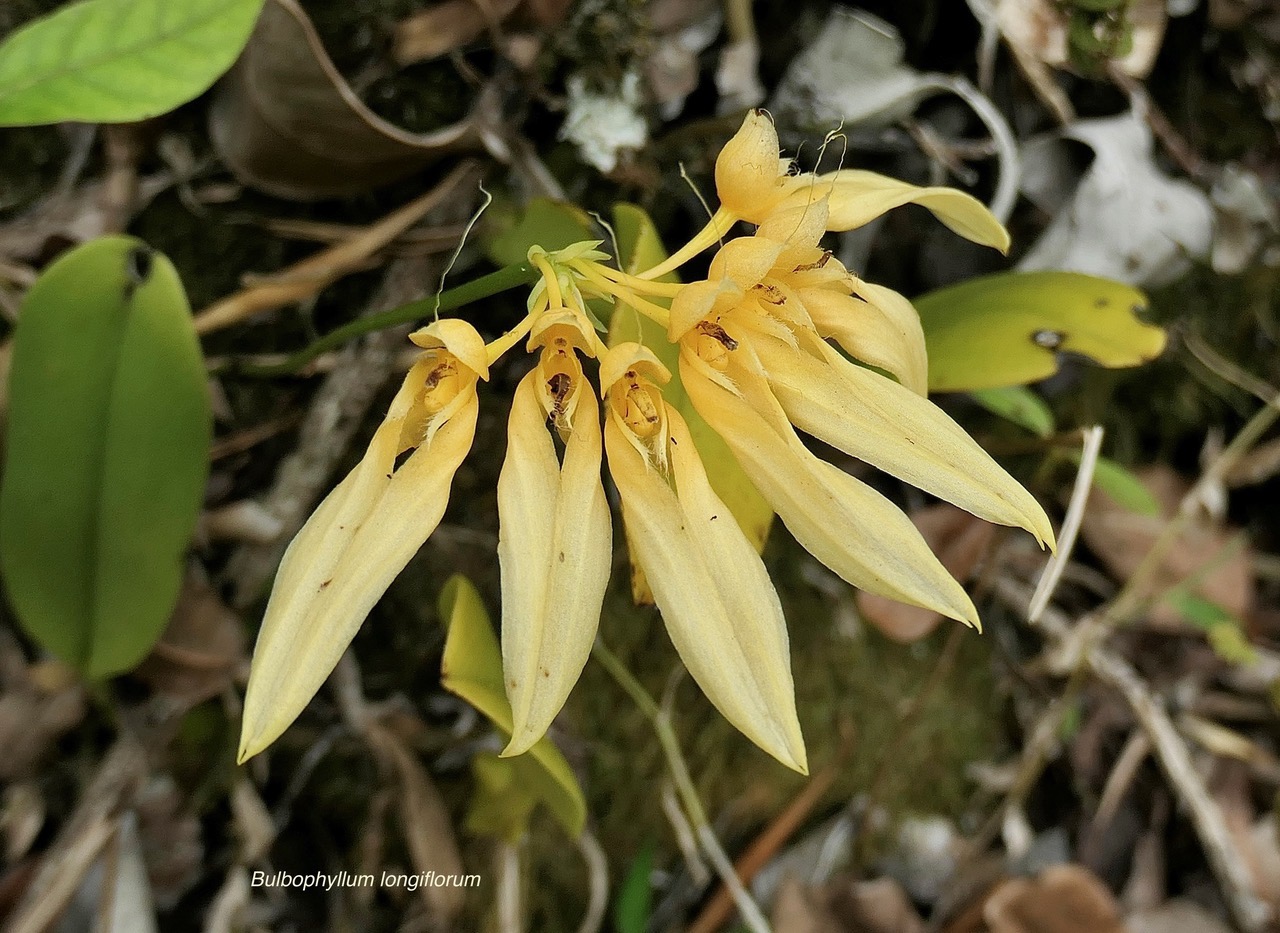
[793,249,832,272]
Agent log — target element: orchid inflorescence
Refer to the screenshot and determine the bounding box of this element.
[239,112,1056,773]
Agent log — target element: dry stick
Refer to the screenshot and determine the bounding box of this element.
[575,830,610,933]
[972,386,1280,879]
[4,737,148,933]
[1028,425,1104,622]
[193,160,478,335]
[1081,728,1152,866]
[1012,583,1274,932]
[689,735,852,933]
[592,642,771,933]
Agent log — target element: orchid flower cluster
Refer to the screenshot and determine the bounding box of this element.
[239,112,1055,773]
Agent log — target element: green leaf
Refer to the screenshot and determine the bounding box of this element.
[971,386,1055,438]
[0,236,211,678]
[917,271,1165,392]
[438,574,587,838]
[0,0,265,126]
[613,842,656,933]
[1069,453,1161,517]
[1166,593,1260,667]
[485,198,595,268]
[606,203,773,604]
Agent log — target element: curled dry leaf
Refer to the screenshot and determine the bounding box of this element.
[983,864,1127,933]
[856,504,997,642]
[771,875,843,933]
[1018,111,1213,288]
[209,0,482,200]
[364,722,467,924]
[0,649,85,782]
[1078,465,1255,630]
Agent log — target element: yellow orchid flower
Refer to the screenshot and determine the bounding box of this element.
[600,343,807,773]
[640,109,1011,281]
[497,310,611,758]
[238,115,1059,775]
[655,175,1055,630]
[239,319,488,763]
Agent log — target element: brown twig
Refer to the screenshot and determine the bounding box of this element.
[1108,66,1210,182]
[193,161,478,334]
[688,728,854,933]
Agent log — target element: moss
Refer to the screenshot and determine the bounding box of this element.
[512,530,1004,929]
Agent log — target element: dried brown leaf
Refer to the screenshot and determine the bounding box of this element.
[983,864,1128,933]
[1127,900,1233,933]
[365,722,467,924]
[132,567,246,708]
[1079,465,1255,629]
[209,0,481,200]
[830,877,926,933]
[0,654,85,782]
[392,0,521,66]
[771,876,843,933]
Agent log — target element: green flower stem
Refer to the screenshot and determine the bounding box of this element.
[214,261,537,378]
[591,640,770,933]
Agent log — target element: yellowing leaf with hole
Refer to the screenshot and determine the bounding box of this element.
[917,271,1165,393]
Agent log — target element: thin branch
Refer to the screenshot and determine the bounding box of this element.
[592,642,771,933]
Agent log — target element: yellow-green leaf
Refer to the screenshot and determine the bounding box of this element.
[485,198,594,269]
[437,575,586,838]
[917,271,1165,392]
[0,236,211,678]
[606,203,773,605]
[1166,592,1260,667]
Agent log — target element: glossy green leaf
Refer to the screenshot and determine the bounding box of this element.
[438,574,586,838]
[971,386,1055,438]
[0,0,265,126]
[0,236,211,678]
[917,271,1166,392]
[1070,452,1161,517]
[613,842,656,933]
[606,203,773,604]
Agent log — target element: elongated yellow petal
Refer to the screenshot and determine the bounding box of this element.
[801,282,928,395]
[778,171,1011,252]
[239,386,479,762]
[499,372,611,757]
[750,328,1055,548]
[601,345,807,772]
[681,348,981,628]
